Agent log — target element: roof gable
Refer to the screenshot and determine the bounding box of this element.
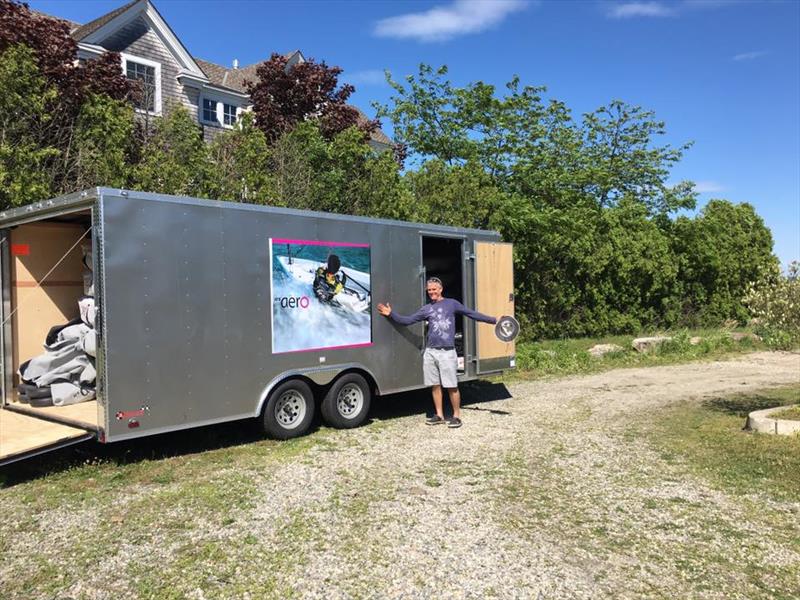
[71,0,140,41]
[74,0,205,78]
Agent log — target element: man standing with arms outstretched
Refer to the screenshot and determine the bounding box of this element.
[377,277,497,428]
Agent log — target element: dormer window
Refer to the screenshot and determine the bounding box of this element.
[223,103,237,126]
[201,97,240,128]
[121,53,161,114]
[202,98,218,124]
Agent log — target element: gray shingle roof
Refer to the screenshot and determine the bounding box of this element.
[70,0,141,41]
[196,52,299,94]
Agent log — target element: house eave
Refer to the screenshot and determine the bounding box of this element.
[199,84,251,103]
[176,70,210,87]
[77,42,107,59]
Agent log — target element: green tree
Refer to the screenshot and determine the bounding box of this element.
[580,101,696,215]
[71,94,135,190]
[132,104,211,196]
[377,64,696,215]
[0,44,57,208]
[404,159,509,229]
[207,112,273,203]
[592,198,680,332]
[266,121,413,220]
[672,199,778,325]
[376,64,478,165]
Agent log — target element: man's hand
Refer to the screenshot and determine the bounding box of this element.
[377,302,392,317]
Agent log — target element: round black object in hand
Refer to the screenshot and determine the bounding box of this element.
[495,315,520,342]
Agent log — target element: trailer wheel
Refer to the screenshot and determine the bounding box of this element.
[262,379,315,439]
[321,373,372,429]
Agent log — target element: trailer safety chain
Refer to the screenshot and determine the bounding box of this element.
[0,227,92,329]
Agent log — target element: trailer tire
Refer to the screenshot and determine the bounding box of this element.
[321,373,371,429]
[262,379,315,440]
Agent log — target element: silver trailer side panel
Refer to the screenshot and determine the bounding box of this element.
[98,190,500,441]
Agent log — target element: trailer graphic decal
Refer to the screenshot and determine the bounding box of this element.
[270,238,372,354]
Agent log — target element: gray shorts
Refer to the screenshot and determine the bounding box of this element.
[423,348,458,388]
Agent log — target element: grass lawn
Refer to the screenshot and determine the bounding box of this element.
[647,384,800,502]
[772,404,800,421]
[508,327,767,380]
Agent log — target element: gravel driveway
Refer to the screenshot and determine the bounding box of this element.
[2,351,799,599]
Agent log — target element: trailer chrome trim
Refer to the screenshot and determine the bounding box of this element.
[94,197,109,437]
[0,190,97,228]
[83,188,499,238]
[1,228,11,405]
[255,363,380,417]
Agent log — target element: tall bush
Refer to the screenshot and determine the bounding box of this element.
[132,104,211,196]
[672,200,777,325]
[744,262,800,349]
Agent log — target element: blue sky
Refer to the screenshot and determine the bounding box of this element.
[32,0,800,267]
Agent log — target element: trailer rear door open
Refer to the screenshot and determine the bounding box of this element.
[474,241,515,373]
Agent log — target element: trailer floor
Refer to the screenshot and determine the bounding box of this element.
[5,398,99,430]
[0,408,93,463]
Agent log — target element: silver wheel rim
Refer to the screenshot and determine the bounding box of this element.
[336,383,364,419]
[274,390,307,429]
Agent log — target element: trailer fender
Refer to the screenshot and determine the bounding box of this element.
[254,364,380,417]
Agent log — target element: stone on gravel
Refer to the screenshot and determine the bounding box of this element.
[631,336,671,353]
[588,343,624,358]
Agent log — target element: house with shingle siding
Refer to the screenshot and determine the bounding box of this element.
[48,0,391,148]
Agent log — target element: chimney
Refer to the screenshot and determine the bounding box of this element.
[232,58,239,69]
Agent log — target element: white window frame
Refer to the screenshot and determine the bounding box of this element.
[120,52,162,116]
[199,97,241,129]
[222,102,238,126]
[201,98,219,125]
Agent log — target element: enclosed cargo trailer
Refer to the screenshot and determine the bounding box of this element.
[0,188,515,465]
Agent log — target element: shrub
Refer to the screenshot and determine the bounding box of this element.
[743,261,800,350]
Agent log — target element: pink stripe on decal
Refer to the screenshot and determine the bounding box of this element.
[271,238,370,248]
[275,342,374,355]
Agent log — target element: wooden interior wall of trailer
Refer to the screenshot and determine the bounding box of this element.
[10,219,89,380]
[475,242,515,360]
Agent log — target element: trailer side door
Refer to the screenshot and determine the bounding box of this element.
[474,241,515,374]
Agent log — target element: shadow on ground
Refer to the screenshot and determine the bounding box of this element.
[704,393,798,418]
[369,380,513,421]
[1,380,513,485]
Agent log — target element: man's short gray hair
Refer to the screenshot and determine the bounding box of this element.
[426,277,443,288]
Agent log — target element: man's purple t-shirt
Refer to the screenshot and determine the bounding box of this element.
[389,297,496,348]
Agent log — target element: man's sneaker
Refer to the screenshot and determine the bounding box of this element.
[425,415,446,426]
[447,417,463,429]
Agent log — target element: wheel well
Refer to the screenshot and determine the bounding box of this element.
[326,368,379,397]
[260,375,317,416]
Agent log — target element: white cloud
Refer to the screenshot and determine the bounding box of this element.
[693,181,725,193]
[345,69,387,86]
[373,0,528,43]
[606,0,736,19]
[732,50,768,62]
[607,2,676,19]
